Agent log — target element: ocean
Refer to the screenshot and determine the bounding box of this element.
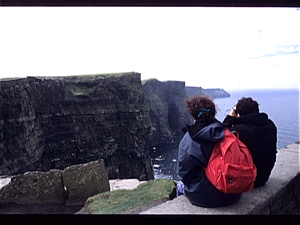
[150,88,299,180]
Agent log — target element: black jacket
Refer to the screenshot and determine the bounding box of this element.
[223,113,277,188]
[177,119,241,208]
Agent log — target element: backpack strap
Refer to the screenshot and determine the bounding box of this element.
[228,129,239,139]
[220,129,239,154]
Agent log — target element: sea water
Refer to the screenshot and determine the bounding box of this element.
[215,89,299,149]
[150,88,299,180]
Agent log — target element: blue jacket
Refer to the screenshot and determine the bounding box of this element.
[177,119,241,207]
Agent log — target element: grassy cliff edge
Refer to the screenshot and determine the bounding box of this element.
[83,179,176,214]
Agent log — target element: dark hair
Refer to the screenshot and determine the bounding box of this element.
[236,97,259,116]
[185,95,216,121]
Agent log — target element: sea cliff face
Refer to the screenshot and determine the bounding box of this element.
[0,72,154,180]
[142,79,191,147]
[185,86,231,99]
[142,81,231,147]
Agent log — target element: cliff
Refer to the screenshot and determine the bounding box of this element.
[0,72,154,180]
[142,79,191,147]
[186,86,231,99]
[185,86,205,97]
[142,79,231,147]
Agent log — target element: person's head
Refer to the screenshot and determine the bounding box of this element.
[235,97,259,116]
[185,95,216,121]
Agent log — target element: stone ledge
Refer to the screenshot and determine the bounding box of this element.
[109,179,146,191]
[140,141,300,215]
[0,160,110,207]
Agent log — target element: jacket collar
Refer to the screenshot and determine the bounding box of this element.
[229,112,269,126]
[184,118,221,138]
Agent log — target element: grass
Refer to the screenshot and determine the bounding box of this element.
[141,78,157,85]
[86,179,176,214]
[33,72,138,81]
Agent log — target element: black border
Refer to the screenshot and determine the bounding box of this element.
[0,214,299,225]
[0,0,299,7]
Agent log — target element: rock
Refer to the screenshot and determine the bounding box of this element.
[0,72,154,181]
[142,79,171,146]
[186,86,231,99]
[109,179,146,191]
[202,88,231,99]
[142,79,190,147]
[164,81,190,131]
[185,86,205,97]
[63,160,110,206]
[0,160,111,208]
[0,177,11,190]
[0,169,64,204]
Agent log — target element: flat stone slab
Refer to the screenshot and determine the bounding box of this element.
[109,179,146,191]
[63,160,110,206]
[141,142,300,214]
[0,178,11,190]
[0,169,64,205]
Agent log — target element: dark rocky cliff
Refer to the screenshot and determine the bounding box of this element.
[0,72,154,180]
[142,79,191,147]
[186,87,231,99]
[142,81,231,147]
[185,86,205,97]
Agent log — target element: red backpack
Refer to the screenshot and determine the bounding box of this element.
[205,128,257,194]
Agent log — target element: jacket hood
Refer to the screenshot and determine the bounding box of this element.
[229,112,269,126]
[186,119,225,142]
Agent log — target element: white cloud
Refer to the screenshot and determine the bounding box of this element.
[0,7,299,89]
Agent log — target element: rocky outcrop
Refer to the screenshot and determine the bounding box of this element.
[0,169,64,205]
[142,79,171,146]
[202,88,231,98]
[185,86,205,97]
[164,81,191,130]
[142,80,231,147]
[0,160,110,206]
[0,72,154,180]
[186,86,231,99]
[109,179,146,191]
[142,79,191,147]
[63,160,110,206]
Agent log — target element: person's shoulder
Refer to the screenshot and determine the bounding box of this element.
[222,115,235,123]
[209,121,224,128]
[259,113,276,125]
[180,131,192,142]
[266,117,277,129]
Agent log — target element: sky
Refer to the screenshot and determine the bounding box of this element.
[0,7,299,90]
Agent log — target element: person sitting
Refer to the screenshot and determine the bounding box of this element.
[177,95,241,207]
[223,97,277,188]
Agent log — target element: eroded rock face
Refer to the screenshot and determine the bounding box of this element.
[63,160,110,206]
[0,169,64,204]
[0,72,153,180]
[164,81,190,131]
[185,86,231,99]
[142,79,191,147]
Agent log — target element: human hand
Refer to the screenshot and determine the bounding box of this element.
[229,105,237,117]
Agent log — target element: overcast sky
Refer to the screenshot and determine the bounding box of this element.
[0,7,299,90]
